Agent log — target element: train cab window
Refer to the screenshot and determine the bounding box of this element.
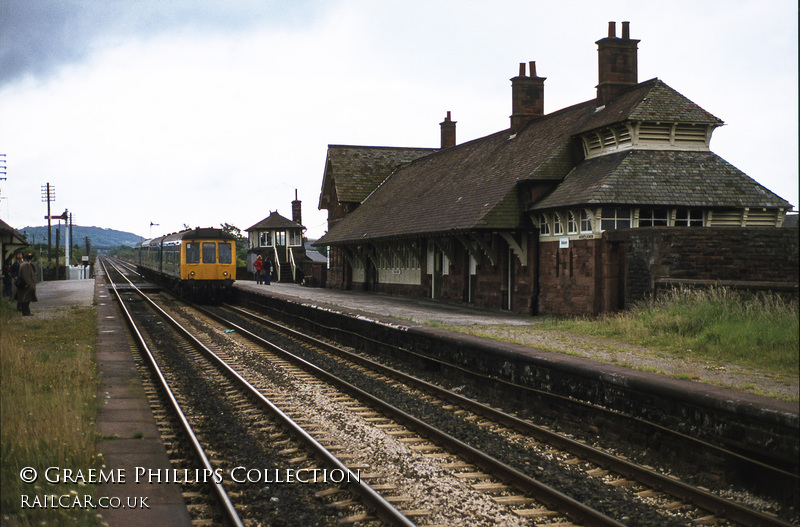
[185,242,200,263]
[202,242,216,263]
[219,242,232,264]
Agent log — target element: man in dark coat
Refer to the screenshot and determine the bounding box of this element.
[16,253,37,316]
[10,252,23,311]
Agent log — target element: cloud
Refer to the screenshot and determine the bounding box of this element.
[0,0,328,87]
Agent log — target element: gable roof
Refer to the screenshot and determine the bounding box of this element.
[246,211,302,232]
[530,150,792,210]
[316,79,786,246]
[318,145,437,209]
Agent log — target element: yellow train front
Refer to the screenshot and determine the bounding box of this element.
[135,227,236,300]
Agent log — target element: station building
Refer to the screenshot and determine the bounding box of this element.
[315,22,797,316]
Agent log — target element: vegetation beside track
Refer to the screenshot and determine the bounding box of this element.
[0,299,100,527]
[537,287,798,373]
[443,287,798,399]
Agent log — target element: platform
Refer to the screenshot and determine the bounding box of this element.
[233,280,800,403]
[28,277,191,527]
[234,280,535,327]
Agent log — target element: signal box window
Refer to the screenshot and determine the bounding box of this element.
[186,242,200,264]
[219,242,232,264]
[203,242,216,263]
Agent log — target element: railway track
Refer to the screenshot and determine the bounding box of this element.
[100,258,796,525]
[199,301,795,527]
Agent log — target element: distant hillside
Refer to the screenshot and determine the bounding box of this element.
[19,225,144,248]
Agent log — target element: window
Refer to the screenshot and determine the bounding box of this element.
[580,210,593,233]
[538,214,550,235]
[600,208,632,231]
[202,242,216,263]
[275,231,286,246]
[259,231,272,247]
[219,242,232,264]
[288,229,302,246]
[185,242,200,264]
[674,209,704,226]
[639,208,669,227]
[553,214,564,235]
[567,212,578,234]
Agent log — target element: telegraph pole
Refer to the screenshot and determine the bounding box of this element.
[42,183,56,271]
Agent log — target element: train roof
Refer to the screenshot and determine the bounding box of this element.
[136,227,235,247]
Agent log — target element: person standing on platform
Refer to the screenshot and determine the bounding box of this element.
[254,255,263,284]
[10,252,23,311]
[264,257,272,285]
[16,253,37,316]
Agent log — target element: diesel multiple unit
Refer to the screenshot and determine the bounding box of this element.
[135,227,236,297]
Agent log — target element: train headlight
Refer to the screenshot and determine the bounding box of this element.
[189,271,195,277]
[223,271,228,277]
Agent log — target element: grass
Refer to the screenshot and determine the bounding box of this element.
[1,299,100,527]
[537,287,799,374]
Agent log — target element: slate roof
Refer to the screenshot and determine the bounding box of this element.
[246,211,302,232]
[316,78,787,246]
[318,145,437,208]
[316,101,597,244]
[530,150,792,210]
[579,78,723,132]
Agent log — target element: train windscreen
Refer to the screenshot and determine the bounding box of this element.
[219,242,232,264]
[202,242,216,263]
[186,242,200,264]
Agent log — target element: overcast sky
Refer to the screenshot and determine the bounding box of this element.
[1,0,797,241]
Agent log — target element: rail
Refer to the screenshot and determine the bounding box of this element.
[99,258,245,527]
[222,302,797,527]
[102,258,415,527]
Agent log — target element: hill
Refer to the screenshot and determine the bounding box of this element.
[19,225,144,248]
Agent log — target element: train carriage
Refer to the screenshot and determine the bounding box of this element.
[135,227,236,299]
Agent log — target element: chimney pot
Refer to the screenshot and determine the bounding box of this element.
[529,61,537,77]
[518,63,526,77]
[608,21,616,38]
[622,21,630,40]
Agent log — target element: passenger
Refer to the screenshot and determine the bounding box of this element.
[2,262,11,297]
[264,257,272,285]
[254,255,263,284]
[10,252,23,310]
[16,253,37,316]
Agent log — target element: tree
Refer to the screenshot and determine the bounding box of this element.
[221,223,248,267]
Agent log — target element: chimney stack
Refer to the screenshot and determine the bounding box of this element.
[596,21,639,106]
[439,111,456,149]
[510,61,545,134]
[291,189,302,226]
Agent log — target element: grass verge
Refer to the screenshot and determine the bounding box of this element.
[537,287,799,374]
[1,299,100,526]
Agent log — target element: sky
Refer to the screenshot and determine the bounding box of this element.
[1,0,797,241]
